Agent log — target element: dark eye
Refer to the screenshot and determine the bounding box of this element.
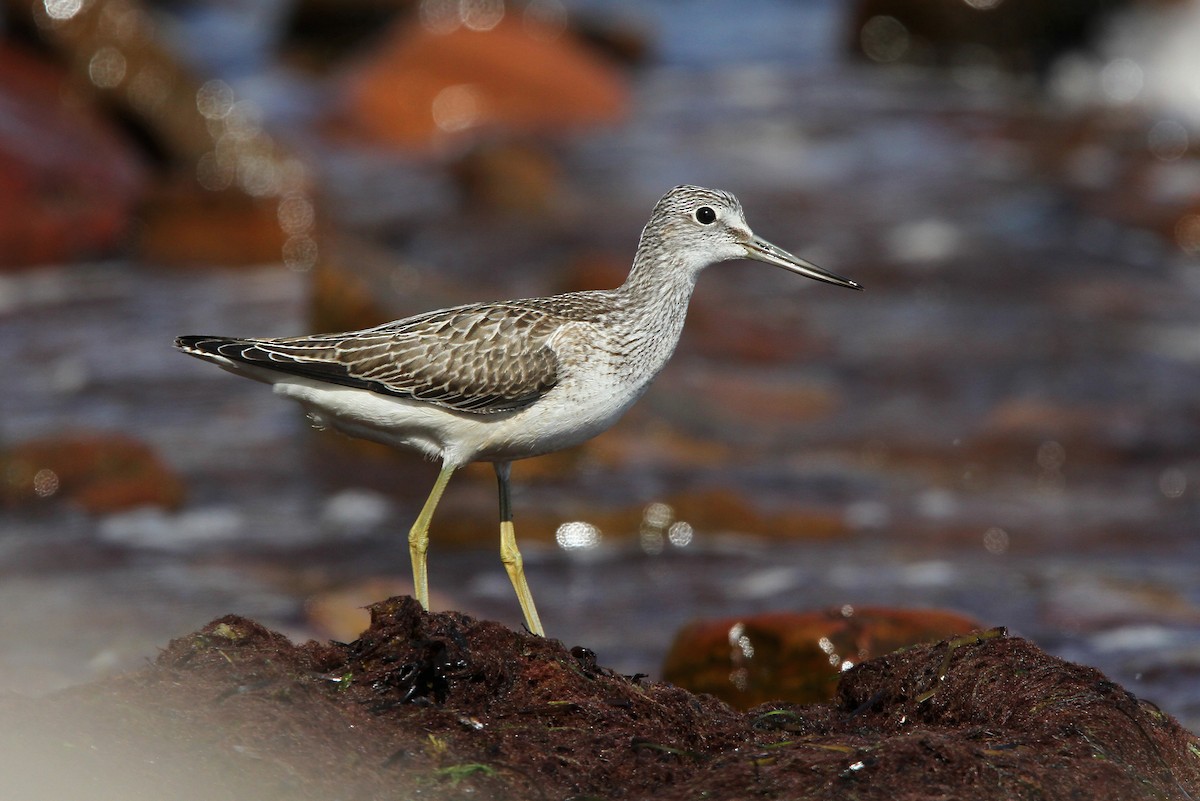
[694,206,716,225]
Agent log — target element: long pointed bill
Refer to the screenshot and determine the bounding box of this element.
[744,235,862,290]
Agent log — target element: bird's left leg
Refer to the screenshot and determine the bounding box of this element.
[409,464,455,611]
[495,461,545,636]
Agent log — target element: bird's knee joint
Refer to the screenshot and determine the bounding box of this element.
[409,531,429,554]
[500,546,523,570]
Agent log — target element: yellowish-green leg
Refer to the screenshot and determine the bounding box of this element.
[409,465,455,610]
[495,462,545,636]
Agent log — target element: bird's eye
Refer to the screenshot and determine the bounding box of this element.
[694,206,716,225]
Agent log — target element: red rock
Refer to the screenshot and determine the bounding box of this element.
[663,606,984,708]
[0,44,146,268]
[0,433,184,515]
[330,11,628,149]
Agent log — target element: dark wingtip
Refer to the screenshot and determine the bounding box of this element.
[176,335,206,350]
[175,336,231,354]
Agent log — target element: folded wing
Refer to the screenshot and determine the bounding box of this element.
[177,302,566,414]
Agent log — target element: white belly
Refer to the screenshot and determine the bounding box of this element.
[271,363,644,468]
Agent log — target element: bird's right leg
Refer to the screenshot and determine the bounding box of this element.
[408,465,455,610]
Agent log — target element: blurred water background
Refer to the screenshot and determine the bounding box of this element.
[1,0,1199,729]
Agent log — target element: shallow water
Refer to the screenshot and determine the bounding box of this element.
[2,0,1199,731]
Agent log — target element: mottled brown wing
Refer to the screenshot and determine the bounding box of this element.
[178,302,570,414]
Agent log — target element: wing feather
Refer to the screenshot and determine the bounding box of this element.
[176,301,575,414]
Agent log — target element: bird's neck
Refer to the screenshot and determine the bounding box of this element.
[612,251,700,366]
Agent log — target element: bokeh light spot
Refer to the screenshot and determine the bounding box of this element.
[282,236,319,272]
[1036,440,1065,471]
[196,80,234,121]
[195,151,234,191]
[1148,119,1189,162]
[127,68,172,114]
[860,16,910,64]
[1158,467,1187,499]
[88,46,126,89]
[44,0,85,21]
[667,521,693,548]
[983,526,1009,555]
[432,84,481,133]
[1174,214,1200,254]
[277,194,316,236]
[1100,57,1143,103]
[555,521,601,551]
[460,0,504,31]
[32,468,60,498]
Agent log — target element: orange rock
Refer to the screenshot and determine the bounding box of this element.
[0,44,146,268]
[1,432,184,514]
[663,606,984,708]
[331,11,628,149]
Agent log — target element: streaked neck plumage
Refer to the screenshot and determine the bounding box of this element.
[607,222,706,376]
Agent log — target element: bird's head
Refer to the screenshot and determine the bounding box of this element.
[641,185,861,290]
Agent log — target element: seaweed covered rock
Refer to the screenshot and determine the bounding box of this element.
[0,598,1196,800]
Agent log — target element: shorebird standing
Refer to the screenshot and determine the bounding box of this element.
[176,185,861,636]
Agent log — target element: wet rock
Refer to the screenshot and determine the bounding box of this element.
[329,10,628,149]
[0,44,146,267]
[663,606,984,708]
[0,432,184,515]
[1,603,1196,800]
